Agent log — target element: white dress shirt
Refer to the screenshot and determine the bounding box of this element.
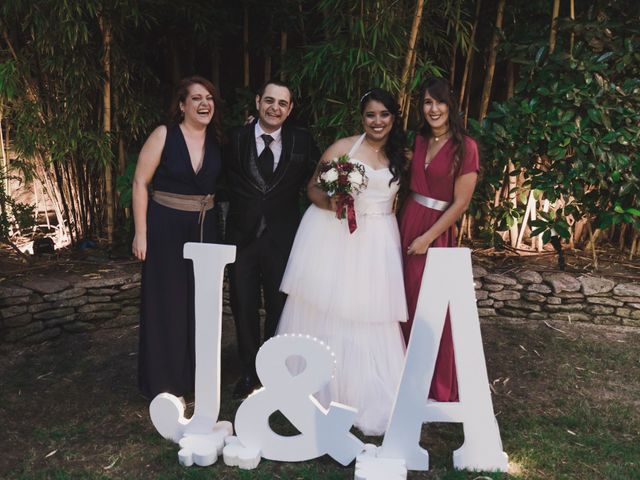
[255,123,283,171]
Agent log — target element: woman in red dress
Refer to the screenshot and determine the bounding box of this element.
[399,77,479,401]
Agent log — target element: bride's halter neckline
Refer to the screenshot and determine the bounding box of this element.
[364,137,384,153]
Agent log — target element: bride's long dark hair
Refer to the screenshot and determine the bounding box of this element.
[359,88,407,186]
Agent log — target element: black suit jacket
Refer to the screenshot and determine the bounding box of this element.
[223,121,320,250]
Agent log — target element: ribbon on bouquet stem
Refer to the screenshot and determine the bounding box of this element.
[335,193,358,234]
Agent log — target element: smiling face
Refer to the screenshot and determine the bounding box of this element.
[180,83,214,127]
[422,91,450,134]
[255,84,293,133]
[361,99,394,142]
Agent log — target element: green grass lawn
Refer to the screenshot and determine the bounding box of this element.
[1,316,638,479]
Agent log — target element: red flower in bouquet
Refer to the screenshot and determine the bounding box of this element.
[317,154,368,233]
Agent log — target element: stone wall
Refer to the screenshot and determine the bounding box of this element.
[473,267,640,327]
[1,263,639,345]
[0,268,141,344]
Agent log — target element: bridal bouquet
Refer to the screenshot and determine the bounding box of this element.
[317,154,368,233]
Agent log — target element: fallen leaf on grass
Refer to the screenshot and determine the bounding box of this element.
[543,321,567,334]
[103,456,119,470]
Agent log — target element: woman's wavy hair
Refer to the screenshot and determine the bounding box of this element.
[359,88,407,186]
[418,77,468,175]
[168,76,224,143]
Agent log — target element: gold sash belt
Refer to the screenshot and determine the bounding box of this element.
[151,190,215,242]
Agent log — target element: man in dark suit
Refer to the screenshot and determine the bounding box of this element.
[224,80,320,398]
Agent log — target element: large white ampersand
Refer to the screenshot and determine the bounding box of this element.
[234,334,364,466]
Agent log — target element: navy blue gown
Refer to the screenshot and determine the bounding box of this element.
[138,124,222,399]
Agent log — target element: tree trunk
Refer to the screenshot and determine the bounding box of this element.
[549,0,560,54]
[397,0,426,123]
[478,0,505,120]
[99,12,114,244]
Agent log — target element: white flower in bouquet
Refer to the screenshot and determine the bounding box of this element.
[320,168,339,183]
[347,170,364,187]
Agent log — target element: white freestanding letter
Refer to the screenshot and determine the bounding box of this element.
[149,242,236,466]
[379,248,508,472]
[234,334,364,465]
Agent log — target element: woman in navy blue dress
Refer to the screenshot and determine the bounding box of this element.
[132,76,223,400]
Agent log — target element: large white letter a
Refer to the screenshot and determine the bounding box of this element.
[379,248,508,472]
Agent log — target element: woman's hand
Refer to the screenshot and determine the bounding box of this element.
[132,234,147,261]
[327,195,340,212]
[407,233,433,255]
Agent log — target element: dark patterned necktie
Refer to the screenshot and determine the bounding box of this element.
[257,134,274,183]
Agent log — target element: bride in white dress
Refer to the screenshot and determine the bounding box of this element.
[276,88,408,436]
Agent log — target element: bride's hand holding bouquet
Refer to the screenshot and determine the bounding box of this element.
[317,154,367,233]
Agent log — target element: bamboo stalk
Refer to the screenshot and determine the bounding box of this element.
[549,0,560,54]
[586,221,599,270]
[530,194,539,251]
[459,0,482,108]
[479,0,505,120]
[508,161,518,248]
[505,63,517,247]
[397,0,426,123]
[99,12,114,244]
[569,0,575,54]
[457,214,467,246]
[280,31,288,81]
[211,44,220,88]
[0,107,9,199]
[243,5,250,88]
[618,223,627,251]
[450,0,461,84]
[630,229,638,260]
[517,191,535,248]
[402,47,418,130]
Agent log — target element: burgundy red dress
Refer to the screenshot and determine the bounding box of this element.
[399,134,479,401]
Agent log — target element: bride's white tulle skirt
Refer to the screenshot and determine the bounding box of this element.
[277,204,407,436]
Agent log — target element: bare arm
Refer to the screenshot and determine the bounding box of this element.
[406,171,478,255]
[306,137,355,211]
[131,126,167,261]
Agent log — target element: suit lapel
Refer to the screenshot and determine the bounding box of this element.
[239,122,266,191]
